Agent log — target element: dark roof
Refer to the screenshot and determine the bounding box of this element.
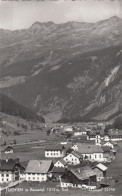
[45,145,64,151]
[78,144,103,154]
[51,167,66,173]
[0,159,19,171]
[101,146,111,153]
[4,146,13,151]
[70,151,82,159]
[70,166,96,181]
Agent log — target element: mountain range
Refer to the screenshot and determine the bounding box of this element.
[0,16,122,122]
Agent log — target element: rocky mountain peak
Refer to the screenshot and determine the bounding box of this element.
[30,21,56,30]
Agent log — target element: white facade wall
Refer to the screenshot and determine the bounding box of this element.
[20,173,26,180]
[74,132,86,136]
[5,149,13,154]
[71,145,78,151]
[54,161,65,168]
[61,182,78,188]
[63,154,80,165]
[45,150,65,158]
[104,136,110,141]
[0,171,14,184]
[82,153,104,162]
[25,173,47,182]
[110,137,122,141]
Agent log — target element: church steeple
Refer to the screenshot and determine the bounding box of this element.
[95,132,101,146]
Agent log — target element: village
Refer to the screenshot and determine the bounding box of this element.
[0,119,122,195]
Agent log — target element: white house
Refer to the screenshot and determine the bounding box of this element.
[0,159,23,184]
[101,140,117,149]
[54,159,67,168]
[63,126,73,133]
[45,145,65,158]
[75,144,105,162]
[63,151,82,165]
[108,130,122,141]
[104,135,110,141]
[25,160,53,182]
[74,128,87,136]
[4,146,14,154]
[71,143,78,151]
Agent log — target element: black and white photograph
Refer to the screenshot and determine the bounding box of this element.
[0,0,122,195]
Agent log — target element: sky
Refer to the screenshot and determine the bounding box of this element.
[0,0,122,30]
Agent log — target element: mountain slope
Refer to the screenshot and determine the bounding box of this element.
[0,16,122,122]
[0,94,45,122]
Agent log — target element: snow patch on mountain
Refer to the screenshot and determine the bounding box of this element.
[105,66,120,87]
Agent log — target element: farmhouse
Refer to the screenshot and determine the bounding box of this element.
[45,145,65,158]
[107,130,122,141]
[101,140,117,149]
[60,166,96,188]
[92,163,107,182]
[0,158,23,184]
[25,160,53,182]
[54,159,67,168]
[4,146,13,154]
[63,151,82,165]
[76,144,104,162]
[87,131,96,140]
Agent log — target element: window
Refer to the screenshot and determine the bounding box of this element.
[7,179,8,181]
[33,177,35,180]
[6,174,9,177]
[99,154,101,158]
[2,174,4,177]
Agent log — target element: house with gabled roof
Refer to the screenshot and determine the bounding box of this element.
[92,163,107,182]
[73,128,87,136]
[54,159,67,168]
[63,151,82,165]
[0,158,24,184]
[25,160,53,182]
[4,146,13,154]
[60,166,96,188]
[107,129,122,141]
[45,145,65,158]
[76,144,105,162]
[101,140,117,149]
